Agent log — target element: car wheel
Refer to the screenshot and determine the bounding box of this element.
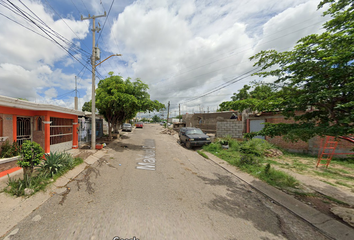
[186,141,191,149]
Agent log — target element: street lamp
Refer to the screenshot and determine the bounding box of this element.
[91,54,121,150]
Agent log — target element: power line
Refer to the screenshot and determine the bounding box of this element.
[4,0,101,80]
[43,0,91,53]
[96,0,115,46]
[181,67,261,104]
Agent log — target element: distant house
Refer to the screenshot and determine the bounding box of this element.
[0,95,83,153]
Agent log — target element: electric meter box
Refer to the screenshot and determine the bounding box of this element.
[95,47,100,61]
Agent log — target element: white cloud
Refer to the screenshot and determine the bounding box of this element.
[44,88,58,99]
[0,0,331,115]
[106,0,327,115]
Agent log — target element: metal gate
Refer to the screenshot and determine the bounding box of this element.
[249,119,265,139]
[17,117,32,145]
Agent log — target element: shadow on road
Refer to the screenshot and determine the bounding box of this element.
[198,173,290,238]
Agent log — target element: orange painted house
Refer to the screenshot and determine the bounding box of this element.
[0,95,83,175]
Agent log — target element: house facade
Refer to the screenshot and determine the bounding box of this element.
[0,95,83,173]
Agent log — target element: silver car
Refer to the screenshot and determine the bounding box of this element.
[122,123,132,132]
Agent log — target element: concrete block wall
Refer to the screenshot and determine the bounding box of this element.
[216,120,243,138]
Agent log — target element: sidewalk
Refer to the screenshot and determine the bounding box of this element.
[203,151,354,240]
[0,148,107,238]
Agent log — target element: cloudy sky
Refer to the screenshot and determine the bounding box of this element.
[0,0,330,117]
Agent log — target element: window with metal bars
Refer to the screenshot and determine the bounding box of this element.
[50,117,73,145]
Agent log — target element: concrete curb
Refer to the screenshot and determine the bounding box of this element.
[203,151,354,240]
[0,149,107,238]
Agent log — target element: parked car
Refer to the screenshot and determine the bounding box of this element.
[122,123,132,132]
[136,122,144,128]
[179,127,211,149]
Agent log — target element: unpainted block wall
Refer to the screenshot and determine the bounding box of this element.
[216,120,243,138]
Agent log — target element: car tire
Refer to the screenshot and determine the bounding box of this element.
[186,141,191,149]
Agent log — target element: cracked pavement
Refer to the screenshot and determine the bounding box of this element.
[1,124,330,240]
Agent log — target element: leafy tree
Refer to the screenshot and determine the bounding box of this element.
[152,115,162,122]
[82,100,92,112]
[18,141,44,186]
[96,73,165,138]
[219,81,277,112]
[231,85,251,101]
[244,0,354,141]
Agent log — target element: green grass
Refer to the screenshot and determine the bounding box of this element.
[4,157,83,197]
[335,181,353,188]
[263,159,284,166]
[197,150,209,159]
[322,195,349,206]
[204,141,299,189]
[320,180,337,186]
[291,159,309,171]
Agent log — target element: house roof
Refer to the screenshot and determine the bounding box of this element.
[0,95,84,116]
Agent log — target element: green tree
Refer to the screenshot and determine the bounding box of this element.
[151,115,161,123]
[219,81,277,112]
[18,141,44,186]
[231,85,251,101]
[246,0,354,141]
[82,100,92,112]
[96,73,165,138]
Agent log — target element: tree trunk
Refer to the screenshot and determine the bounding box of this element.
[107,121,112,140]
[23,166,33,187]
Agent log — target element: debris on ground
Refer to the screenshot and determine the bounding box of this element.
[331,206,354,227]
[160,128,177,135]
[264,148,283,157]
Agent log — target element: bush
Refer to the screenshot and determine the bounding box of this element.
[238,154,259,166]
[0,140,20,158]
[203,142,222,152]
[18,141,44,185]
[239,138,273,157]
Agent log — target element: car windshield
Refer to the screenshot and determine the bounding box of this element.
[186,129,204,135]
[123,124,131,127]
[137,122,143,124]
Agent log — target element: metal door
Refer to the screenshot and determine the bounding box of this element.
[17,117,32,145]
[249,119,265,139]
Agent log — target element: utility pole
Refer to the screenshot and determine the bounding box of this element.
[81,12,106,150]
[74,76,78,110]
[166,101,170,128]
[179,104,181,122]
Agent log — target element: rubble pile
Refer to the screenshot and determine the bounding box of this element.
[264,148,283,157]
[160,128,177,135]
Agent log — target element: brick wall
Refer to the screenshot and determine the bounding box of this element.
[249,113,354,155]
[0,114,14,149]
[216,120,243,138]
[33,115,45,150]
[0,159,18,173]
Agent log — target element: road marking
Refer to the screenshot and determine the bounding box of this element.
[136,139,156,171]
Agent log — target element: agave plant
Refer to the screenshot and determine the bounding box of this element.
[40,152,64,177]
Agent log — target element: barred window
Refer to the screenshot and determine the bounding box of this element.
[50,117,73,145]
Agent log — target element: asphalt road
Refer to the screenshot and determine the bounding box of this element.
[3,124,329,240]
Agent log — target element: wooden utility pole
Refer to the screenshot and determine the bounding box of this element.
[74,76,78,110]
[81,12,106,149]
[166,101,170,128]
[179,104,181,122]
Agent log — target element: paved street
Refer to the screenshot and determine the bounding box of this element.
[2,124,329,240]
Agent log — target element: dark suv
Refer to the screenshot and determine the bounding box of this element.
[179,127,211,149]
